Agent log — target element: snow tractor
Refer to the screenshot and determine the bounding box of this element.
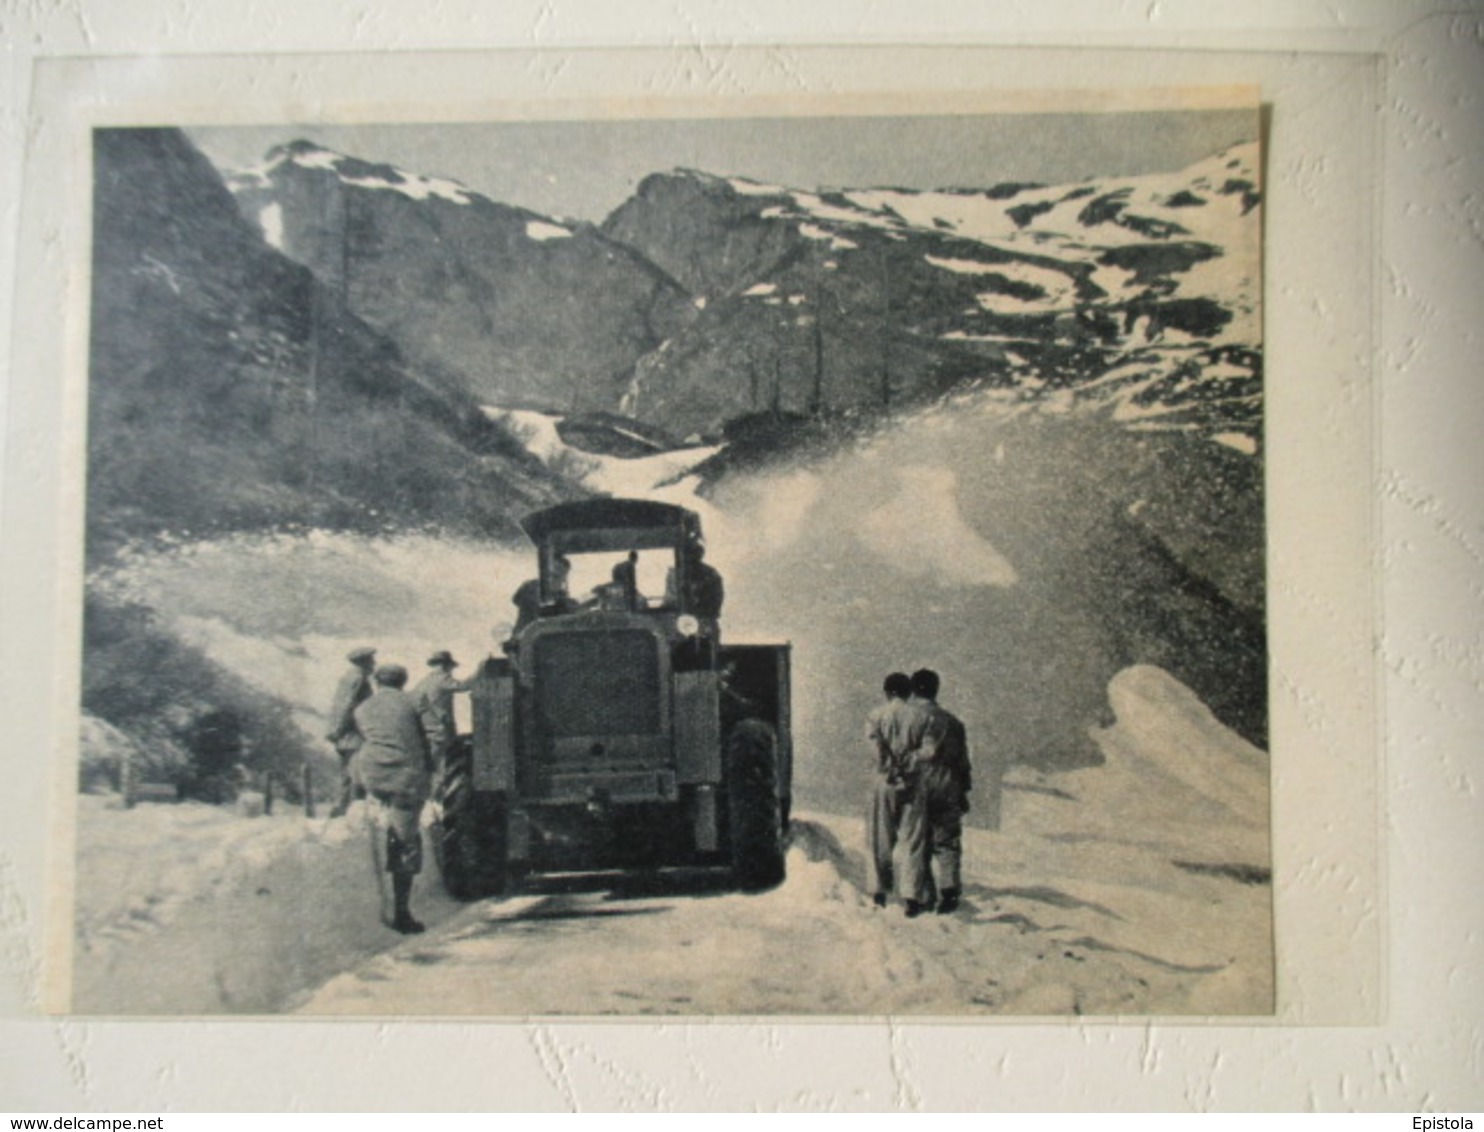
[432,498,792,898]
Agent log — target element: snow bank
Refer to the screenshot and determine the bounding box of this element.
[71,795,461,1014]
[94,528,532,747]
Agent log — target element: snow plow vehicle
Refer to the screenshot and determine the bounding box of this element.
[432,498,792,897]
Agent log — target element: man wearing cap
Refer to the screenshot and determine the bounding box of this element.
[325,646,376,818]
[354,664,434,934]
[413,650,472,776]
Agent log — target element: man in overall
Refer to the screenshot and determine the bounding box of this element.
[354,664,434,934]
[898,668,973,917]
[865,671,927,909]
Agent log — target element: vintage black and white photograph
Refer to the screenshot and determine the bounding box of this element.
[71,91,1270,1016]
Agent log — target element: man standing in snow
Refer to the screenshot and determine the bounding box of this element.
[413,650,471,777]
[325,645,376,818]
[865,671,926,909]
[898,668,973,917]
[354,663,434,935]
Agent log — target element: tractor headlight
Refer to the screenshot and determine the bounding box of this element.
[676,614,701,637]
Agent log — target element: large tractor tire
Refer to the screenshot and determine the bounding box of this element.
[432,737,508,900]
[725,719,786,892]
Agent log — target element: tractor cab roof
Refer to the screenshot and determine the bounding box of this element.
[521,498,702,556]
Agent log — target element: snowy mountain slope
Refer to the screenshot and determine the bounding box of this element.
[605,144,1262,445]
[87,129,573,552]
[215,136,1262,449]
[785,144,1261,339]
[227,140,695,409]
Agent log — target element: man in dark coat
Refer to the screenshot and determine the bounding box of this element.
[898,668,973,917]
[324,646,376,818]
[354,663,433,934]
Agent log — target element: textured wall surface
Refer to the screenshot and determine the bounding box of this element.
[0,0,1480,1112]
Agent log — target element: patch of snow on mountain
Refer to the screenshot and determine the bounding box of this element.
[586,446,722,500]
[483,407,720,501]
[1203,359,1258,382]
[336,169,472,205]
[287,147,339,172]
[851,188,983,237]
[788,190,903,234]
[925,254,1009,275]
[525,220,572,241]
[798,222,858,251]
[1110,392,1192,424]
[972,260,1077,312]
[482,408,570,466]
[1214,432,1259,455]
[254,143,475,205]
[257,203,284,250]
[941,330,1042,345]
[728,176,788,197]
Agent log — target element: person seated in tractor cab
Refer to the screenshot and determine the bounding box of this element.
[611,550,640,611]
[509,555,578,638]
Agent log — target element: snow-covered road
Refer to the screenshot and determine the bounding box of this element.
[71,662,1271,1017]
[296,795,1269,1018]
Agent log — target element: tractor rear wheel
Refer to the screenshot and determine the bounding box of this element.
[432,737,508,900]
[725,719,785,891]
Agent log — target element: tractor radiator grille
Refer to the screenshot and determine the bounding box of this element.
[534,630,662,737]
